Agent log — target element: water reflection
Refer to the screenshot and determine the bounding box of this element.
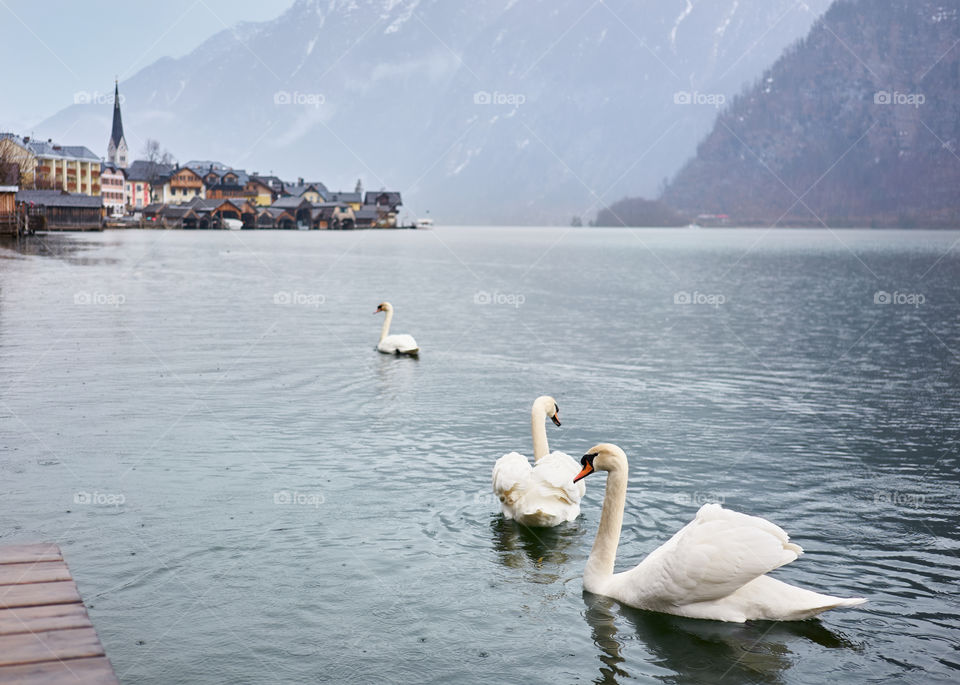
[0,232,118,265]
[490,516,585,581]
[582,592,859,685]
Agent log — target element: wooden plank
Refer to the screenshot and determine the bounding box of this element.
[0,583,81,610]
[0,563,73,587]
[0,657,119,685]
[0,546,62,566]
[0,627,104,667]
[0,604,92,636]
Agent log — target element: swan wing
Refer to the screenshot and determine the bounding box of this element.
[378,334,419,353]
[492,452,532,509]
[531,451,586,504]
[620,503,802,606]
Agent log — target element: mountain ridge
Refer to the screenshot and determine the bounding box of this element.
[34,0,832,224]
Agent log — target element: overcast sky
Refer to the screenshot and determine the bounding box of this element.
[0,0,294,132]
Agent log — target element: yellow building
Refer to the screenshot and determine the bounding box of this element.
[0,134,101,196]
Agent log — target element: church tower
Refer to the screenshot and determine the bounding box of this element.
[106,80,128,168]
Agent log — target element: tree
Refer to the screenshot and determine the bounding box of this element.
[141,139,175,202]
[570,215,582,227]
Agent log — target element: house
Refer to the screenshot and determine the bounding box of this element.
[16,189,102,231]
[312,202,355,230]
[205,169,250,199]
[165,166,206,205]
[269,195,314,227]
[283,178,327,203]
[105,81,128,168]
[363,190,403,227]
[327,191,362,211]
[0,134,101,196]
[244,177,278,206]
[0,164,17,234]
[125,160,174,210]
[256,207,296,230]
[353,206,378,229]
[100,162,127,216]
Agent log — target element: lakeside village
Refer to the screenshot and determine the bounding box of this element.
[0,83,421,236]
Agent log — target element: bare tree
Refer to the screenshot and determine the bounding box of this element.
[141,139,176,203]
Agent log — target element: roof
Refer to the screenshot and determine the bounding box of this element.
[16,189,101,208]
[354,207,378,220]
[126,160,174,182]
[100,162,126,176]
[271,195,312,209]
[327,191,361,203]
[282,183,319,198]
[261,207,294,218]
[9,136,101,162]
[252,175,284,190]
[110,82,125,147]
[364,191,402,207]
[185,160,230,174]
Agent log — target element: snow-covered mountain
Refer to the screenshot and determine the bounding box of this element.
[37,0,831,224]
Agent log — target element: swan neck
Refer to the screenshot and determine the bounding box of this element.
[531,401,549,462]
[379,308,393,342]
[585,465,627,583]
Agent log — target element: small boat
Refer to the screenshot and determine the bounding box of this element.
[222,218,243,231]
[416,218,434,228]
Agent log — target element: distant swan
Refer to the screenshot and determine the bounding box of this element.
[491,396,585,527]
[374,302,419,356]
[573,443,867,622]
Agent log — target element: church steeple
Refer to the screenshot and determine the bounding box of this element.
[107,79,128,168]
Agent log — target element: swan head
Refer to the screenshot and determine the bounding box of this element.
[573,443,627,482]
[374,302,393,315]
[534,395,561,426]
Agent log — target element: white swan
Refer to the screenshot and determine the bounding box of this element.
[573,443,867,622]
[491,396,586,527]
[374,302,419,356]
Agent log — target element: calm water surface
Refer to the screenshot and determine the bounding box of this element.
[1,227,958,684]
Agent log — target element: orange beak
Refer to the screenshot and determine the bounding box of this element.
[573,462,594,483]
[551,413,561,427]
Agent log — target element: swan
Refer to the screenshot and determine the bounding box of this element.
[374,302,419,356]
[491,396,586,527]
[573,443,867,622]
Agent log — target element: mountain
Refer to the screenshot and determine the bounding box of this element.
[36,0,831,224]
[661,0,960,227]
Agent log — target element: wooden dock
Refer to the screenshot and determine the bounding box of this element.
[0,544,119,684]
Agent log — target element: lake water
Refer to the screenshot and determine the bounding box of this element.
[1,227,958,684]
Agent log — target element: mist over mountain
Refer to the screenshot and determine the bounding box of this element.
[35,0,830,224]
[662,0,960,227]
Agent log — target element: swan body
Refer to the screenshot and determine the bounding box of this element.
[574,444,866,622]
[374,302,419,356]
[492,396,585,527]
